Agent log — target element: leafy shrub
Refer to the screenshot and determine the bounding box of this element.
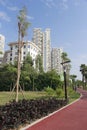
[56,88,64,98]
[0,98,67,130]
[44,86,55,96]
[68,87,80,99]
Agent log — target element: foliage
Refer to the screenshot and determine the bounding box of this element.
[80,64,87,89]
[44,86,55,96]
[0,64,17,91]
[35,54,43,73]
[56,88,64,98]
[18,6,31,39]
[0,98,67,130]
[67,87,80,102]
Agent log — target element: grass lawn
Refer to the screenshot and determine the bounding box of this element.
[0,91,46,106]
[0,89,80,106]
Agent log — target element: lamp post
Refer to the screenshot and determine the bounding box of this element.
[61,60,70,101]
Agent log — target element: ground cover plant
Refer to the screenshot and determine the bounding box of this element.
[0,98,67,130]
[0,87,80,130]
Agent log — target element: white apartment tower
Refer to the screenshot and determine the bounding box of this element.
[51,48,63,74]
[32,28,51,72]
[32,28,43,56]
[43,28,51,72]
[0,34,5,58]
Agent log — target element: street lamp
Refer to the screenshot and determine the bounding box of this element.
[61,60,70,101]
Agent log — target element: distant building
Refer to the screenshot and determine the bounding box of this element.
[32,28,43,56]
[3,50,11,64]
[32,28,51,72]
[43,28,51,72]
[51,48,63,75]
[0,34,5,64]
[5,41,40,67]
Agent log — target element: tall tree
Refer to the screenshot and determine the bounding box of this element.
[61,52,71,84]
[15,7,31,102]
[80,64,86,82]
[70,74,77,90]
[61,52,70,62]
[80,64,87,88]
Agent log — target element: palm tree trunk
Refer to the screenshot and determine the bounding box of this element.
[16,23,21,102]
[16,42,21,102]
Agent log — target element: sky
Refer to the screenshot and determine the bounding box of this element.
[0,0,87,80]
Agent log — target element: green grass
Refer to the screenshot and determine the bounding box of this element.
[0,88,80,106]
[67,88,80,103]
[0,91,46,106]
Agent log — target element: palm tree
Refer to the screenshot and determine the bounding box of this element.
[61,52,71,83]
[61,52,68,62]
[80,64,86,89]
[70,75,77,90]
[80,64,87,88]
[61,52,71,100]
[15,6,31,102]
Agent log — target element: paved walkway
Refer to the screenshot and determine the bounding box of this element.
[23,89,87,130]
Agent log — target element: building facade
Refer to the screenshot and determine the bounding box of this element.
[0,34,5,58]
[32,28,51,72]
[43,28,51,72]
[5,41,40,66]
[51,48,63,75]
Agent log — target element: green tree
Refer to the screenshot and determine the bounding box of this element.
[80,64,87,88]
[80,64,86,88]
[35,54,43,73]
[21,54,33,90]
[0,64,17,91]
[61,52,71,86]
[70,75,77,90]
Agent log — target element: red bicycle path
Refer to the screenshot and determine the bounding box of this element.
[22,89,87,130]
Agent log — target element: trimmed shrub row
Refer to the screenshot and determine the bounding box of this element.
[0,98,67,130]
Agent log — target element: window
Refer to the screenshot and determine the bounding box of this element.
[23,56,25,60]
[10,47,13,50]
[23,52,26,55]
[28,45,30,48]
[24,45,26,48]
[10,53,12,56]
[10,58,12,61]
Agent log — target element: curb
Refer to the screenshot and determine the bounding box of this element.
[21,97,81,130]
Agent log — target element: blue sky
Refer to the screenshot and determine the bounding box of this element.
[0,0,87,80]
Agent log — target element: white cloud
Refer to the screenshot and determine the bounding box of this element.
[73,0,81,6]
[41,0,57,8]
[7,6,19,11]
[60,0,68,10]
[27,15,34,20]
[0,0,18,11]
[0,12,11,22]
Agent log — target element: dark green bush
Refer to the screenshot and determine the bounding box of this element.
[0,98,67,130]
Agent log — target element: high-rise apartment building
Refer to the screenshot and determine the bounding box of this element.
[43,28,51,72]
[32,28,43,55]
[0,34,5,64]
[32,28,51,72]
[51,48,63,75]
[0,34,5,57]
